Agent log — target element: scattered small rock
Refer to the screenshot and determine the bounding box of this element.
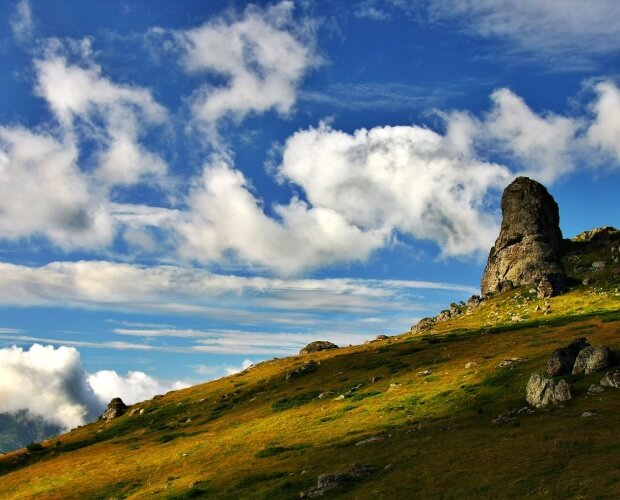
[318,391,335,399]
[465,361,478,369]
[581,411,596,417]
[591,261,606,270]
[375,335,389,341]
[587,384,605,395]
[371,376,382,384]
[600,370,620,388]
[499,358,521,368]
[418,370,432,377]
[355,436,385,446]
[526,374,572,408]
[333,395,345,401]
[582,277,592,286]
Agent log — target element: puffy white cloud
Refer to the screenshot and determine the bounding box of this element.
[422,0,620,64]
[177,1,317,124]
[223,359,254,375]
[87,370,187,406]
[481,88,581,183]
[0,344,188,430]
[0,344,101,430]
[177,159,386,274]
[278,122,509,258]
[10,0,33,42]
[0,127,114,248]
[35,52,167,186]
[586,81,620,161]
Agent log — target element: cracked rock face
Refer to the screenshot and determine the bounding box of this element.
[481,177,565,297]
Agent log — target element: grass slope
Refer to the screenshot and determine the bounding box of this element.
[1,245,619,498]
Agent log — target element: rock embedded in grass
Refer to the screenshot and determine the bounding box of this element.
[546,337,590,377]
[526,374,572,408]
[101,397,128,421]
[600,370,620,388]
[572,345,612,375]
[299,341,339,355]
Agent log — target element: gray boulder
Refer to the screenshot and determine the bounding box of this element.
[299,341,338,355]
[546,337,590,377]
[526,374,572,408]
[600,370,620,388]
[300,464,377,498]
[481,177,565,297]
[572,345,612,375]
[101,397,128,421]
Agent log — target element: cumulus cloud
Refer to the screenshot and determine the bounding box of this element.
[0,344,101,430]
[422,0,620,65]
[586,80,620,161]
[0,344,187,431]
[35,51,168,186]
[0,127,114,248]
[87,370,187,406]
[176,1,317,125]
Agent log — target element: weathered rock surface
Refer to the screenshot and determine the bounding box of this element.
[572,345,612,375]
[546,337,590,377]
[526,374,572,408]
[600,370,620,388]
[481,177,565,297]
[299,341,338,355]
[101,398,128,421]
[300,464,378,498]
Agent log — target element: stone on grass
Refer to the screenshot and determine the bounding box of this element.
[546,337,590,377]
[572,345,612,375]
[101,397,128,421]
[600,370,620,388]
[526,374,572,408]
[299,341,338,355]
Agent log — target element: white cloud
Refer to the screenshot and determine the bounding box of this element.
[0,127,115,248]
[10,0,33,42]
[586,80,620,161]
[87,370,187,406]
[423,0,620,65]
[0,344,101,430]
[176,1,317,125]
[224,359,254,375]
[35,52,168,186]
[177,159,386,274]
[0,343,188,430]
[0,260,475,312]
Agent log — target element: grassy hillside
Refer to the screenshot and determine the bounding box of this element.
[1,237,619,498]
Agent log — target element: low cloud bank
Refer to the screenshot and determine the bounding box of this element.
[0,344,187,430]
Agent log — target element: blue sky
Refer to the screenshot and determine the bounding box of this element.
[0,0,619,428]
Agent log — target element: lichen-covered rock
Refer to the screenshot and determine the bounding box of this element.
[526,374,572,408]
[299,464,378,498]
[411,317,435,333]
[572,345,612,375]
[299,341,338,355]
[546,337,590,377]
[600,370,620,388]
[101,397,128,421]
[481,177,565,297]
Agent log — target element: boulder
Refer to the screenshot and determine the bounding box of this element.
[101,397,128,421]
[600,370,620,388]
[546,337,590,377]
[572,345,612,375]
[299,341,338,355]
[526,374,572,408]
[411,317,435,333]
[481,177,565,297]
[300,464,378,498]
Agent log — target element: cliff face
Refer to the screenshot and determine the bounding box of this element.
[481,177,565,297]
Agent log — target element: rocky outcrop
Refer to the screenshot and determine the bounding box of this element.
[526,374,572,408]
[546,338,590,377]
[299,341,338,355]
[101,398,128,421]
[481,177,565,297]
[572,346,612,375]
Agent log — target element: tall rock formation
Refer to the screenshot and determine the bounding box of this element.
[481,177,565,297]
